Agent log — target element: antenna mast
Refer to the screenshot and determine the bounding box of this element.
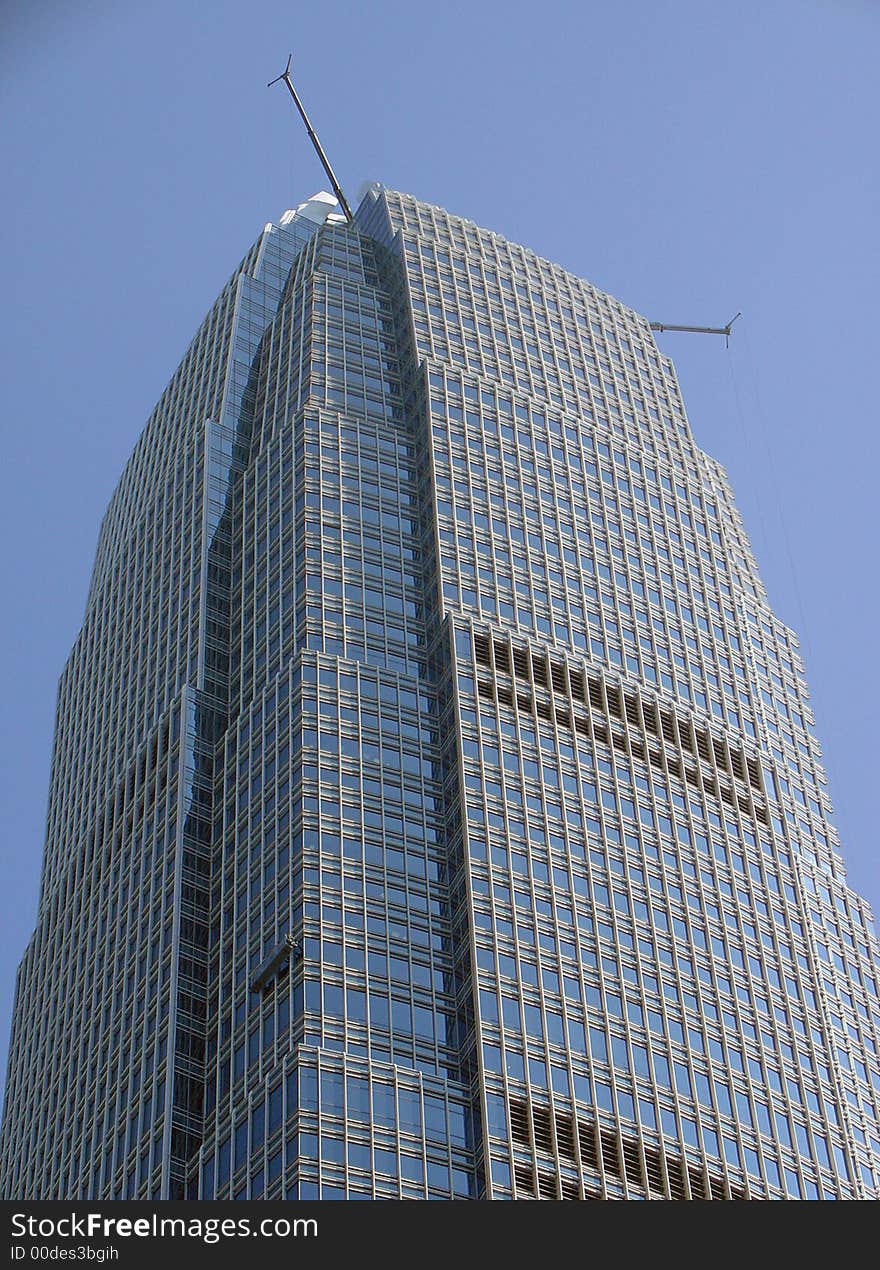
[650,313,741,348]
[269,55,354,224]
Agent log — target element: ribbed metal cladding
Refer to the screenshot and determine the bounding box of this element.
[2,186,878,1201]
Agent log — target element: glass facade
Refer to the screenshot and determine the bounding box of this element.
[2,186,879,1200]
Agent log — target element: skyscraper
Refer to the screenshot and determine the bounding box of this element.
[2,185,879,1202]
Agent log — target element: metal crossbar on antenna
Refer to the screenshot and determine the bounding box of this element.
[269,54,354,224]
[650,313,741,348]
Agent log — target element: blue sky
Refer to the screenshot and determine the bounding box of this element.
[1,0,877,1102]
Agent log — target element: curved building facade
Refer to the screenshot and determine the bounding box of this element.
[2,186,879,1200]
